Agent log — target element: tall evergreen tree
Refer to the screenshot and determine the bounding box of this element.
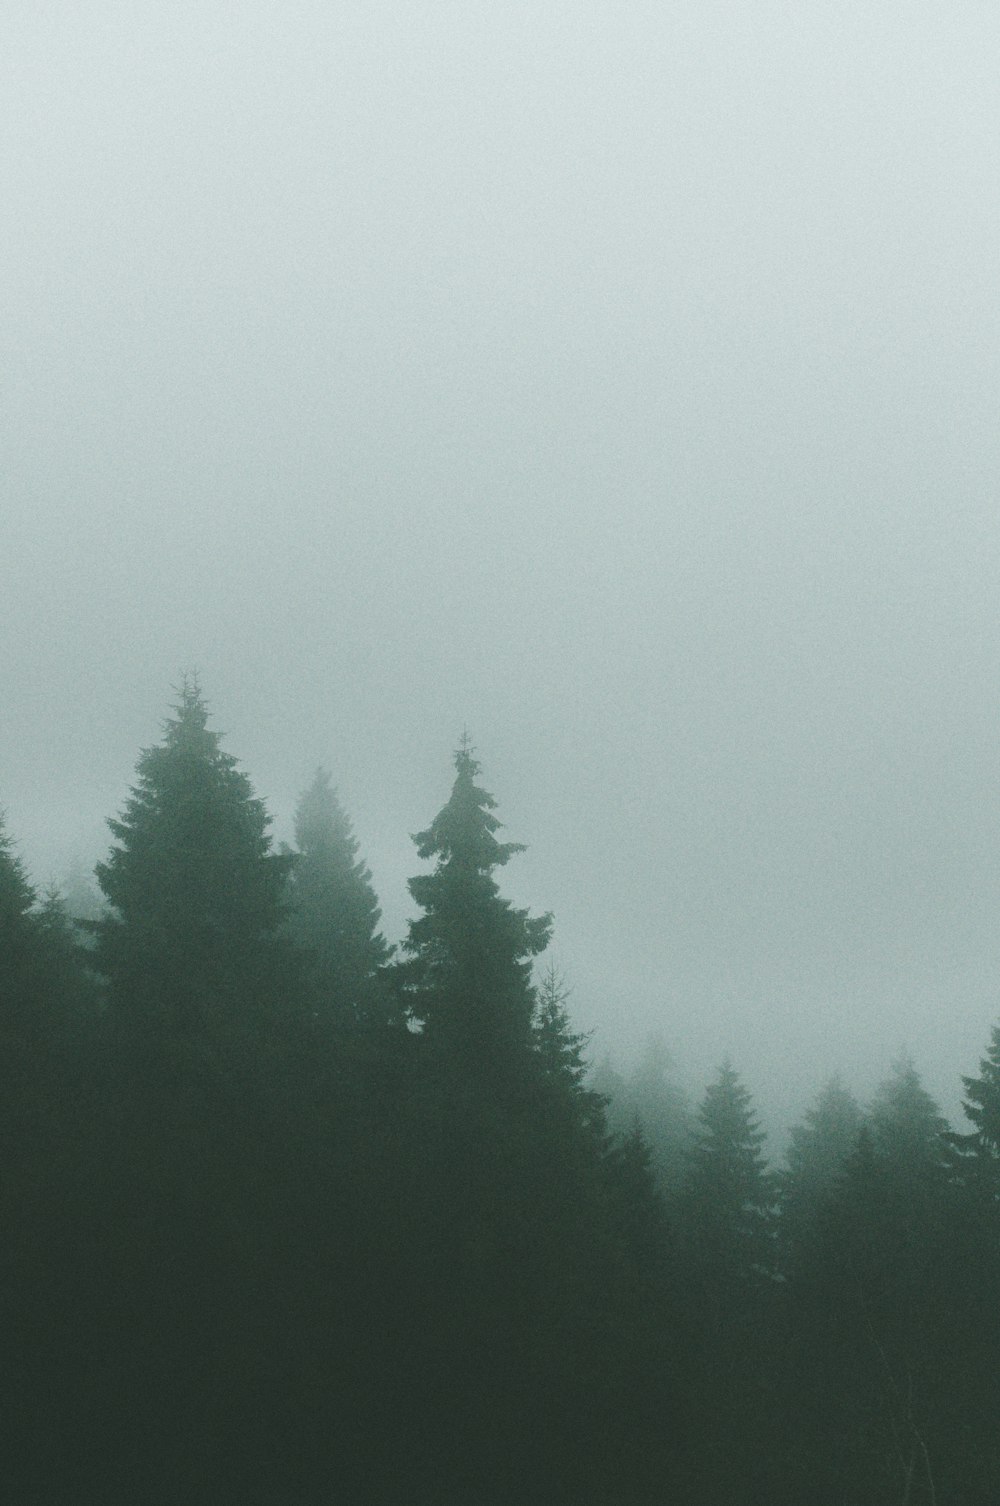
[869,1053,950,1196]
[674,1064,778,1500]
[34,884,101,1019]
[949,1023,1000,1190]
[624,1034,692,1198]
[390,745,641,1500]
[94,678,294,1034]
[399,738,552,1074]
[285,767,393,1031]
[0,811,38,1018]
[56,685,323,1500]
[679,1061,776,1302]
[780,1075,864,1271]
[532,962,604,1141]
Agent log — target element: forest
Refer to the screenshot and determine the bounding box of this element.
[3,680,999,1505]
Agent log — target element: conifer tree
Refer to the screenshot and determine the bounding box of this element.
[0,811,38,1019]
[869,1053,949,1194]
[285,767,393,1031]
[34,884,101,1019]
[94,678,294,1034]
[780,1075,863,1270]
[532,961,604,1139]
[624,1034,692,1198]
[673,1064,778,1500]
[399,738,551,1074]
[680,1061,776,1294]
[391,745,636,1497]
[948,1023,1000,1187]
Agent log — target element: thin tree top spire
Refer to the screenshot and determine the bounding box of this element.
[402,745,551,1056]
[412,741,526,870]
[158,672,218,757]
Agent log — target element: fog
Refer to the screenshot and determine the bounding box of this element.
[5,1,1000,1132]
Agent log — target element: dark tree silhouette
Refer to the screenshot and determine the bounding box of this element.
[680,1060,776,1293]
[94,677,294,1035]
[0,810,38,1018]
[780,1074,863,1272]
[285,766,395,1033]
[399,737,551,1071]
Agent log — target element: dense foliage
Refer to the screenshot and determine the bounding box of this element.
[3,686,999,1503]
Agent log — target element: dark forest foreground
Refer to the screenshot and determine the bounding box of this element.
[4,684,999,1504]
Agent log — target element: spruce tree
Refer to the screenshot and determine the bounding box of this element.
[34,884,101,1020]
[623,1034,692,1198]
[76,685,317,1497]
[680,1061,776,1295]
[285,767,393,1031]
[392,744,633,1498]
[675,1063,778,1500]
[870,1053,950,1195]
[94,678,294,1034]
[949,1023,1000,1184]
[399,737,551,1074]
[0,811,38,1020]
[532,961,604,1141]
[780,1075,863,1271]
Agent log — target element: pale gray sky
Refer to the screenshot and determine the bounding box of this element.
[5,2,1000,1131]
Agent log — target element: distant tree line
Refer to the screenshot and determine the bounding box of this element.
[3,679,1000,1503]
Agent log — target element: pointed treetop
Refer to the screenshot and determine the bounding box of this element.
[162,672,215,753]
[293,768,358,859]
[959,1023,1000,1155]
[0,809,37,930]
[94,681,291,1029]
[412,739,525,871]
[402,745,552,1056]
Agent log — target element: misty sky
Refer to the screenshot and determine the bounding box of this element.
[5,2,1000,1131]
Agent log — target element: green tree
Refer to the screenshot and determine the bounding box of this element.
[391,744,644,1500]
[624,1034,692,1198]
[532,961,605,1143]
[285,767,394,1032]
[674,1064,779,1500]
[780,1075,863,1272]
[781,1062,955,1504]
[0,811,38,1019]
[34,884,101,1019]
[949,1023,1000,1191]
[399,738,552,1072]
[94,678,294,1034]
[680,1060,776,1293]
[870,1053,949,1183]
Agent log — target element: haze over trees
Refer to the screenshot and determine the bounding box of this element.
[4,683,1000,1503]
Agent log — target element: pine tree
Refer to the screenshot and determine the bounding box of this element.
[869,1053,949,1195]
[390,745,638,1498]
[623,1034,692,1198]
[34,884,100,1019]
[532,961,604,1139]
[94,678,294,1034]
[0,811,38,1020]
[939,1027,1000,1494]
[72,685,321,1497]
[787,1069,956,1506]
[780,1075,864,1271]
[285,768,394,1031]
[949,1024,1000,1189]
[674,1064,778,1500]
[680,1061,776,1294]
[399,738,552,1075]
